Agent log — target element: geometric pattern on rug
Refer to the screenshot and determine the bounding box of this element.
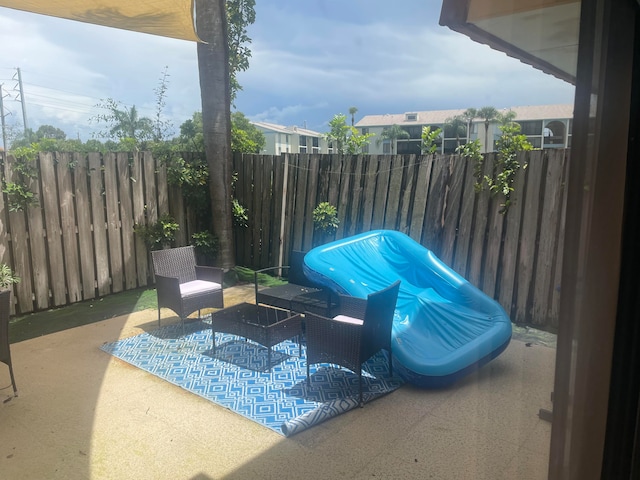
[100,317,404,437]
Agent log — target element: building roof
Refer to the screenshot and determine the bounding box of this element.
[355,104,574,127]
[251,121,324,137]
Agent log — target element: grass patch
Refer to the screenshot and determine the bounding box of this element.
[9,266,287,343]
[234,266,288,287]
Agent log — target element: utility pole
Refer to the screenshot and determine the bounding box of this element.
[0,84,8,153]
[13,68,28,133]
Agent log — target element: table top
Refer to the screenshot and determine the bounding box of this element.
[212,302,298,328]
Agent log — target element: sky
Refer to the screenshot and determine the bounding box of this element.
[0,1,575,143]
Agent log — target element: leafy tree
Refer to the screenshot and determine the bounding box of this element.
[325,114,351,154]
[325,114,373,154]
[348,106,358,126]
[483,122,533,213]
[477,106,498,153]
[421,126,442,155]
[178,112,205,151]
[226,0,256,104]
[377,124,410,154]
[35,125,66,140]
[231,111,265,153]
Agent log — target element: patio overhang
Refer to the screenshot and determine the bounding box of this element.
[0,0,201,42]
[439,0,580,85]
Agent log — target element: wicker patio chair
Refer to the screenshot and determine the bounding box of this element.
[0,289,18,397]
[255,250,335,316]
[151,246,224,334]
[305,280,401,406]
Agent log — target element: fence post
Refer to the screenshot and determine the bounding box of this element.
[277,154,289,274]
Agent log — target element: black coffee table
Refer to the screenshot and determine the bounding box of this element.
[211,303,303,370]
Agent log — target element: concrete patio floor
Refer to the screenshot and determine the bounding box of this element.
[0,284,555,480]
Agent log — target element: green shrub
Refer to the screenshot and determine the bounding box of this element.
[313,202,339,235]
[134,213,179,250]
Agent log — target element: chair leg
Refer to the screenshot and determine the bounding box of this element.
[359,370,363,407]
[8,364,17,397]
[306,362,311,387]
[157,306,162,327]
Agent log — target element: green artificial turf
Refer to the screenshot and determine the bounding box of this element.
[8,266,286,344]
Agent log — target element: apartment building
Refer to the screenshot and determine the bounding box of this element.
[355,104,573,154]
[251,121,330,155]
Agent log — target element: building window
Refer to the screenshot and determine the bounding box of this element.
[312,136,320,153]
[382,140,391,154]
[518,120,543,136]
[299,135,307,153]
[405,113,418,121]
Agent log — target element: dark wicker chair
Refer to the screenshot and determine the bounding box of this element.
[305,280,401,406]
[255,250,335,316]
[0,289,17,397]
[151,246,224,334]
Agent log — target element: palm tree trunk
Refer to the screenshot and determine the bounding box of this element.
[195,0,235,269]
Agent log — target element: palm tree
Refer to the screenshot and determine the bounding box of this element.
[377,124,410,154]
[109,105,153,141]
[195,0,235,269]
[462,108,477,143]
[348,106,358,126]
[477,106,498,152]
[444,115,467,149]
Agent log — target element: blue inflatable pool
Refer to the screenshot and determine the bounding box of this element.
[303,230,512,388]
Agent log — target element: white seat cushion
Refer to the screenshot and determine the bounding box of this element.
[180,280,222,299]
[333,314,364,326]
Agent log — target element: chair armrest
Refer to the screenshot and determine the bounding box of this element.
[254,265,291,277]
[254,265,291,303]
[195,266,224,284]
[336,295,367,320]
[155,273,181,295]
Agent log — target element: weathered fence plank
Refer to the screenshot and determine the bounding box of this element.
[514,153,545,324]
[398,155,418,236]
[422,154,450,254]
[440,156,467,267]
[409,155,432,242]
[74,153,96,301]
[452,157,477,277]
[347,156,365,236]
[26,155,49,310]
[4,155,34,313]
[497,152,528,317]
[131,153,149,286]
[533,150,566,326]
[88,153,110,296]
[371,156,391,230]
[57,153,82,303]
[117,153,137,290]
[303,155,320,250]
[384,155,404,230]
[104,153,123,293]
[549,150,570,329]
[40,152,66,306]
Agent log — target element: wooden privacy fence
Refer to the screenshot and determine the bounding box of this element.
[233,149,569,330]
[0,151,192,316]
[0,149,568,330]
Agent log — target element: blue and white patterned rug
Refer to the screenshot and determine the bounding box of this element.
[100,317,404,437]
